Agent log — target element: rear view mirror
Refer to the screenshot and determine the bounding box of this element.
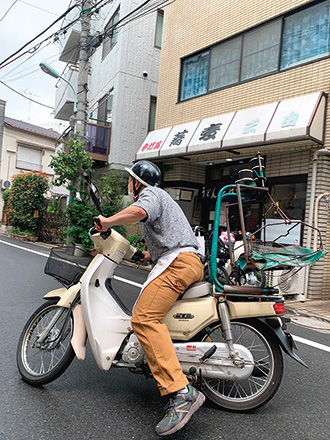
[90,183,102,214]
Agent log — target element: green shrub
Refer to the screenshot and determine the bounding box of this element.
[65,201,97,249]
[8,172,49,233]
[2,189,10,204]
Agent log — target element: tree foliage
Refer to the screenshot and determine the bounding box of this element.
[8,172,49,233]
[49,134,93,198]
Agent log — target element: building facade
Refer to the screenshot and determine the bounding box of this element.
[54,0,163,173]
[0,108,62,219]
[138,0,330,300]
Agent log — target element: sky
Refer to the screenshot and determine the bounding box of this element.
[0,0,77,130]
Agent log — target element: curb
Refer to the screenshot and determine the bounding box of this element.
[285,306,330,324]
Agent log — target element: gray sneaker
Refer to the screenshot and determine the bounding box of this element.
[155,385,206,436]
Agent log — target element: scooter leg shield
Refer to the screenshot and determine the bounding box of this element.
[71,304,87,360]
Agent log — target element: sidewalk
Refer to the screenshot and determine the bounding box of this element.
[285,299,330,324]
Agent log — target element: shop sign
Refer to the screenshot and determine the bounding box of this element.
[198,184,221,202]
[136,92,326,161]
[159,120,201,157]
[187,112,236,153]
[222,102,279,148]
[265,92,325,142]
[136,126,173,160]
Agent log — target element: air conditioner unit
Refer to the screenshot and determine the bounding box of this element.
[1,179,12,190]
[266,267,306,296]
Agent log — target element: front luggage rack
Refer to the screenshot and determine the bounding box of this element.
[44,246,93,286]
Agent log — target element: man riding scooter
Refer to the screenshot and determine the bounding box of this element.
[94,160,205,437]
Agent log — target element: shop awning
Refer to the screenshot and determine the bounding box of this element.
[136,91,326,161]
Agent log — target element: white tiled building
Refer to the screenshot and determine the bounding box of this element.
[53,0,163,172]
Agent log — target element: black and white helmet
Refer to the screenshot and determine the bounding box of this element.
[125,160,162,187]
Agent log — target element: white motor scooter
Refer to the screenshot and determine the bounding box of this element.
[17,185,306,412]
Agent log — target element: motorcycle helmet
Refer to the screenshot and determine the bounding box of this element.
[125,160,162,201]
[125,160,162,187]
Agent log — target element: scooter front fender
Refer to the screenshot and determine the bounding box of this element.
[43,283,81,308]
[43,284,87,360]
[257,317,308,368]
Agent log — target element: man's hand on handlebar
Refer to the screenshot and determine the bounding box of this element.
[140,251,152,263]
[94,215,109,232]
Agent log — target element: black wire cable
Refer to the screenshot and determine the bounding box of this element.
[0,3,79,68]
[0,79,54,109]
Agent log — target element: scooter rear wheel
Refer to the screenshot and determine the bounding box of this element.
[201,319,283,411]
[17,300,75,386]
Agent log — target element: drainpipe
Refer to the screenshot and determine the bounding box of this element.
[313,193,330,251]
[303,149,330,299]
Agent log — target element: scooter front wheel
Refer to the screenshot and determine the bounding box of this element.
[17,300,75,386]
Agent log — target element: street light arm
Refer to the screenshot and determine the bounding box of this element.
[60,77,78,114]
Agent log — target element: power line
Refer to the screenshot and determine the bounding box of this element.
[0,80,54,109]
[18,1,59,17]
[0,3,79,69]
[0,0,19,23]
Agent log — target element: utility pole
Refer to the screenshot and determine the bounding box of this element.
[75,0,91,139]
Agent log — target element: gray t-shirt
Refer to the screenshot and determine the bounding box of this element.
[134,186,198,262]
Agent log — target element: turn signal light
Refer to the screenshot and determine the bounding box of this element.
[273,302,285,314]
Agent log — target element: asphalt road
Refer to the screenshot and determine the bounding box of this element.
[1,235,330,440]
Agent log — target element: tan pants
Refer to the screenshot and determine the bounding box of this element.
[131,252,204,396]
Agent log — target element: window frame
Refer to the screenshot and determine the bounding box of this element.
[154,9,164,49]
[16,145,43,172]
[148,96,157,131]
[102,6,120,61]
[178,0,330,102]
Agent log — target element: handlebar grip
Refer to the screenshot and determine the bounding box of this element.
[131,248,144,263]
[93,216,101,227]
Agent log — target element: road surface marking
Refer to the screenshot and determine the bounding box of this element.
[112,275,143,288]
[0,239,49,257]
[292,335,330,353]
[3,239,330,352]
[0,239,144,287]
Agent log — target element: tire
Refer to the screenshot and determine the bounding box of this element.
[17,300,75,386]
[201,319,283,411]
[238,268,266,288]
[204,264,229,286]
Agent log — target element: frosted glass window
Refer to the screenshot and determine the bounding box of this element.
[281,0,330,69]
[241,19,281,81]
[155,10,164,48]
[209,37,241,90]
[180,51,209,101]
[17,145,42,171]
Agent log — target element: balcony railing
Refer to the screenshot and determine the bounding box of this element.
[86,123,111,162]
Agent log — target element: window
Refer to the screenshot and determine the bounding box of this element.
[281,0,330,69]
[154,10,164,48]
[97,91,113,125]
[102,7,120,60]
[148,96,157,131]
[179,0,330,101]
[180,51,209,101]
[209,37,241,90]
[241,19,281,80]
[16,145,42,171]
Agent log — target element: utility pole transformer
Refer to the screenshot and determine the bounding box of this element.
[75,0,91,138]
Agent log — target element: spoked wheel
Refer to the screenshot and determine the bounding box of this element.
[201,319,283,411]
[204,264,229,286]
[238,269,266,288]
[17,300,75,386]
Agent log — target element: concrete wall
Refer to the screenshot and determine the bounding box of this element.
[87,0,161,169]
[0,126,58,214]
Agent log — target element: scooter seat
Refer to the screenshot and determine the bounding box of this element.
[182,281,211,299]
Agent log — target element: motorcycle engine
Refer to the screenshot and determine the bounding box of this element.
[121,334,144,364]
